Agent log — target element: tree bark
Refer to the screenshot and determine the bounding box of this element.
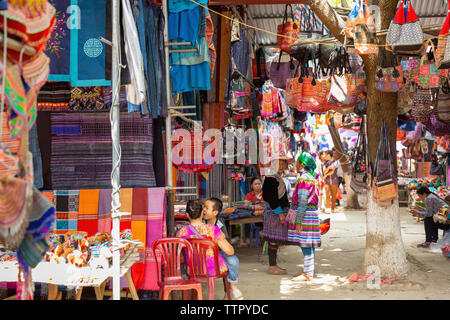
[310,0,409,278]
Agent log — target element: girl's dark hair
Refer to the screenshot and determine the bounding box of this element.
[417,187,431,195]
[251,177,262,185]
[186,200,203,220]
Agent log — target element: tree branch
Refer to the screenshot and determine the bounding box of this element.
[309,0,347,44]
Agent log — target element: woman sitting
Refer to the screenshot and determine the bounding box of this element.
[410,187,450,248]
[176,199,243,300]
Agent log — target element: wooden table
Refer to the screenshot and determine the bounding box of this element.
[226,216,263,244]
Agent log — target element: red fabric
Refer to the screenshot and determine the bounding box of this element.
[393,0,419,24]
[130,263,145,292]
[244,191,265,204]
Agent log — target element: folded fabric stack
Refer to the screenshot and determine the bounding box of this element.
[220,206,255,221]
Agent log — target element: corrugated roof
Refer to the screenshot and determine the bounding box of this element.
[247,0,448,46]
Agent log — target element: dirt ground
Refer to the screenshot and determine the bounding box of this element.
[212,203,450,300]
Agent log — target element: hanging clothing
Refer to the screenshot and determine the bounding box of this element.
[122,0,147,114]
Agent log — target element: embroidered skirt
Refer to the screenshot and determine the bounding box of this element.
[287,210,321,248]
[262,206,294,245]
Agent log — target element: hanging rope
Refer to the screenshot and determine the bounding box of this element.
[189,0,441,48]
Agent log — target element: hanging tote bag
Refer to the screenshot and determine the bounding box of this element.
[351,117,368,192]
[375,48,404,92]
[269,53,299,90]
[298,61,328,112]
[436,89,450,123]
[277,4,301,54]
[416,40,440,89]
[436,0,450,68]
[354,0,378,56]
[386,0,424,54]
[397,81,414,114]
[345,0,361,39]
[412,86,435,124]
[401,57,420,82]
[426,112,450,137]
[372,122,398,207]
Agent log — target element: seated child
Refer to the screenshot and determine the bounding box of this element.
[203,197,243,300]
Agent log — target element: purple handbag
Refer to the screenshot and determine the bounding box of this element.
[269,55,299,90]
[426,112,450,136]
[406,122,424,141]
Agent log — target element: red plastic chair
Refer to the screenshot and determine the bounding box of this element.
[152,238,203,300]
[187,239,232,300]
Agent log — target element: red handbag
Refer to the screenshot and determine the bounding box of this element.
[277,5,301,54]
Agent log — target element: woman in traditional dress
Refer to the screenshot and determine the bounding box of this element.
[288,152,322,281]
[261,154,292,275]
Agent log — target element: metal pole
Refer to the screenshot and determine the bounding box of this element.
[162,0,175,237]
[111,0,121,301]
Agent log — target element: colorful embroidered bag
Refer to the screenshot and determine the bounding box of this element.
[354,0,378,55]
[277,4,301,54]
[412,87,435,124]
[401,57,420,82]
[397,81,414,115]
[386,0,424,54]
[416,40,440,89]
[436,89,450,123]
[372,122,397,207]
[436,0,450,68]
[375,49,404,92]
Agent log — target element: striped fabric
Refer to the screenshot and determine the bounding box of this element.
[287,211,321,248]
[202,102,226,130]
[98,189,112,233]
[22,52,50,90]
[53,190,79,235]
[50,112,156,189]
[37,82,71,111]
[77,189,99,236]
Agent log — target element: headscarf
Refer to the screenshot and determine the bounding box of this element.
[298,152,317,177]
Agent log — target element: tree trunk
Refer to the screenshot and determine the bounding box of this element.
[310,0,409,278]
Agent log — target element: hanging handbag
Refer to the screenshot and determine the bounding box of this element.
[289,9,325,63]
[436,88,450,123]
[386,0,424,54]
[412,86,435,124]
[416,40,440,89]
[285,64,302,110]
[375,48,404,92]
[345,0,361,39]
[298,57,328,112]
[351,117,368,192]
[354,0,378,55]
[426,112,450,137]
[397,81,414,115]
[372,122,397,206]
[436,1,450,68]
[429,155,444,176]
[268,52,299,90]
[401,57,420,82]
[277,4,301,54]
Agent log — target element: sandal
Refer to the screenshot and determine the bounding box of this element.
[231,288,244,300]
[268,266,287,275]
[291,273,312,282]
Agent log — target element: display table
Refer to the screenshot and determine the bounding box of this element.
[0,241,142,300]
[226,216,263,244]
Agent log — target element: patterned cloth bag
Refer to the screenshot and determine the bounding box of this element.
[345,0,361,39]
[437,89,450,123]
[397,81,414,115]
[386,0,423,54]
[415,40,440,89]
[375,49,404,92]
[436,1,450,69]
[412,87,435,124]
[401,57,420,82]
[350,117,369,193]
[277,4,301,53]
[426,112,450,136]
[372,122,397,207]
[354,0,378,55]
